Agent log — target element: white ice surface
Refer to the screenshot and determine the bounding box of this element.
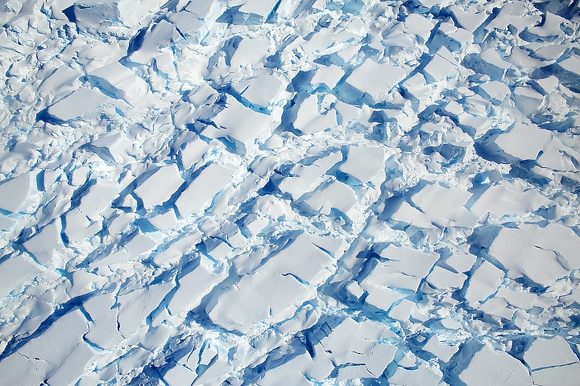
[0,1,579,385]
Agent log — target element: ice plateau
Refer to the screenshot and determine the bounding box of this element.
[0,0,579,385]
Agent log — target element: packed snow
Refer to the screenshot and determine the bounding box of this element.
[0,0,579,385]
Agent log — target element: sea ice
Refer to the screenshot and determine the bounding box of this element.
[0,0,578,384]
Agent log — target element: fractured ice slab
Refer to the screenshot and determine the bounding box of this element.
[67,0,163,28]
[83,293,124,350]
[206,232,334,333]
[302,180,357,219]
[168,259,225,316]
[488,223,580,286]
[410,182,476,227]
[318,317,397,380]
[274,151,341,200]
[459,344,531,386]
[23,220,64,267]
[117,281,173,336]
[293,94,337,134]
[346,59,406,103]
[0,254,42,298]
[488,122,553,162]
[88,62,150,107]
[89,132,134,164]
[204,95,274,153]
[338,144,385,184]
[134,164,183,210]
[423,47,458,83]
[232,72,285,108]
[464,260,503,304]
[469,180,550,219]
[360,245,438,309]
[0,172,34,213]
[524,336,578,371]
[311,64,344,89]
[175,163,234,217]
[46,87,109,121]
[0,310,93,386]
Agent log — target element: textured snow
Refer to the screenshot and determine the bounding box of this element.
[0,0,579,385]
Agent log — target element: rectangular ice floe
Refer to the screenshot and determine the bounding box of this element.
[423,47,458,83]
[232,72,286,108]
[302,180,357,218]
[23,220,65,267]
[88,62,150,107]
[293,94,338,134]
[468,179,550,219]
[358,245,438,311]
[273,151,341,200]
[0,254,42,298]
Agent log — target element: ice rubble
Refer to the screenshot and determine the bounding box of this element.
[0,0,579,385]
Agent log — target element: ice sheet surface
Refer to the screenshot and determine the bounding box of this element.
[0,0,579,385]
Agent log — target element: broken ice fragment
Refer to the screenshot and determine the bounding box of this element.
[274,151,341,200]
[88,62,150,107]
[0,254,42,299]
[458,344,531,386]
[311,64,344,89]
[175,163,234,217]
[469,179,551,219]
[490,122,553,162]
[46,87,109,121]
[338,144,385,184]
[168,259,225,316]
[463,261,503,304]
[117,282,173,336]
[206,233,334,333]
[302,180,357,219]
[524,336,578,371]
[23,220,63,267]
[293,94,337,134]
[232,72,285,108]
[203,95,274,153]
[423,47,458,83]
[487,223,580,286]
[345,59,406,103]
[134,164,183,210]
[0,172,34,213]
[318,317,397,380]
[0,310,92,385]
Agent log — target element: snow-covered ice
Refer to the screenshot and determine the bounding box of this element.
[0,0,579,385]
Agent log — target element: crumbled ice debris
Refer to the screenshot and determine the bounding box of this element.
[0,0,579,384]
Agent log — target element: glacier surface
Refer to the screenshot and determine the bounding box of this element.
[0,0,579,385]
